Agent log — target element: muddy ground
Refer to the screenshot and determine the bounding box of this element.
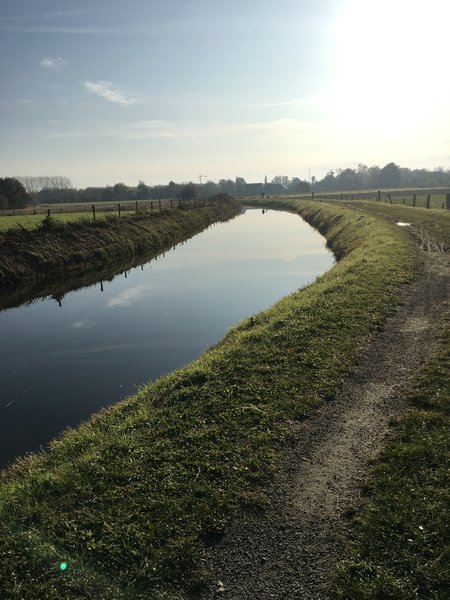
[195,221,449,600]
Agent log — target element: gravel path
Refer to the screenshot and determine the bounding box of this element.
[196,226,449,600]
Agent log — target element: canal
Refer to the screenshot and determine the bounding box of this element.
[0,208,334,468]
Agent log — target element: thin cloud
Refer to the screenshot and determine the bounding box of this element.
[107,285,153,308]
[85,80,138,106]
[40,57,68,73]
[125,118,320,140]
[0,25,131,35]
[0,9,94,21]
[72,317,95,330]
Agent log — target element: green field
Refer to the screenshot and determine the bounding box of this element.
[0,199,425,598]
[0,210,136,231]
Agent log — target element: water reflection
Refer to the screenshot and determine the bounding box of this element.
[0,209,334,468]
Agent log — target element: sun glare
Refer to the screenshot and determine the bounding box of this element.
[330,0,449,139]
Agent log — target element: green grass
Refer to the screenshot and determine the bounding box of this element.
[0,199,424,598]
[0,211,136,231]
[333,327,450,599]
[348,203,450,247]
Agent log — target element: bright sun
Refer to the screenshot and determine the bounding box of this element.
[330,0,450,140]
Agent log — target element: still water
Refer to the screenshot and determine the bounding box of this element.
[0,208,334,468]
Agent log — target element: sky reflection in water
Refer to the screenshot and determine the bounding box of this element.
[0,208,334,467]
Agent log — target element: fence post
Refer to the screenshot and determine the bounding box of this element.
[47,208,51,217]
[413,194,416,207]
[158,199,162,211]
[118,203,121,217]
[426,195,431,209]
[446,194,450,210]
[135,201,138,215]
[92,204,96,221]
[170,199,174,209]
[388,193,392,205]
[377,190,381,202]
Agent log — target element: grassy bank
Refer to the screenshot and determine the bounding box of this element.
[0,196,240,287]
[333,327,449,599]
[0,210,137,232]
[0,200,419,598]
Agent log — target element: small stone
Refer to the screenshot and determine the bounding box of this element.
[216,580,226,593]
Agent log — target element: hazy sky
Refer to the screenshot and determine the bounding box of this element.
[1,0,449,187]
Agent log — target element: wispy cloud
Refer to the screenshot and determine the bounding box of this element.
[125,117,322,140]
[72,317,95,330]
[107,285,153,308]
[0,9,96,21]
[40,56,68,73]
[84,80,138,106]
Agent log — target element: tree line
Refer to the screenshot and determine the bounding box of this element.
[313,163,450,192]
[2,163,449,209]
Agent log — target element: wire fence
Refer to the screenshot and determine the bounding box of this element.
[310,190,450,210]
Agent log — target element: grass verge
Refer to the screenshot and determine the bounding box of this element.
[0,199,420,598]
[333,326,450,599]
[0,211,133,232]
[0,196,239,287]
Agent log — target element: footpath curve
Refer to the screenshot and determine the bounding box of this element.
[199,215,449,599]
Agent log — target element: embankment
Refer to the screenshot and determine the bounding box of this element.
[0,200,419,599]
[0,195,240,289]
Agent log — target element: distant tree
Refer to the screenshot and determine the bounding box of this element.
[271,175,289,188]
[0,177,30,209]
[316,170,336,191]
[0,190,8,210]
[235,176,247,195]
[366,166,381,189]
[200,180,218,197]
[287,177,310,193]
[335,168,361,190]
[16,175,72,193]
[136,180,150,199]
[378,162,401,188]
[218,179,235,195]
[178,182,198,200]
[112,183,130,200]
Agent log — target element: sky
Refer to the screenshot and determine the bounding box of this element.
[1,0,449,188]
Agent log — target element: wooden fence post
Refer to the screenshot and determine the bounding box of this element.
[426,195,431,209]
[446,194,450,210]
[377,190,381,202]
[413,194,417,207]
[135,201,138,215]
[92,204,96,221]
[159,199,162,211]
[118,203,121,217]
[388,193,392,205]
[170,199,174,209]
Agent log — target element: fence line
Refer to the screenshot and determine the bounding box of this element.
[0,197,214,221]
[310,190,449,209]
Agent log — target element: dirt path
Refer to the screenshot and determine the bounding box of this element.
[196,227,449,599]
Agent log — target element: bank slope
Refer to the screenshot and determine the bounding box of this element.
[0,196,240,287]
[0,200,418,599]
